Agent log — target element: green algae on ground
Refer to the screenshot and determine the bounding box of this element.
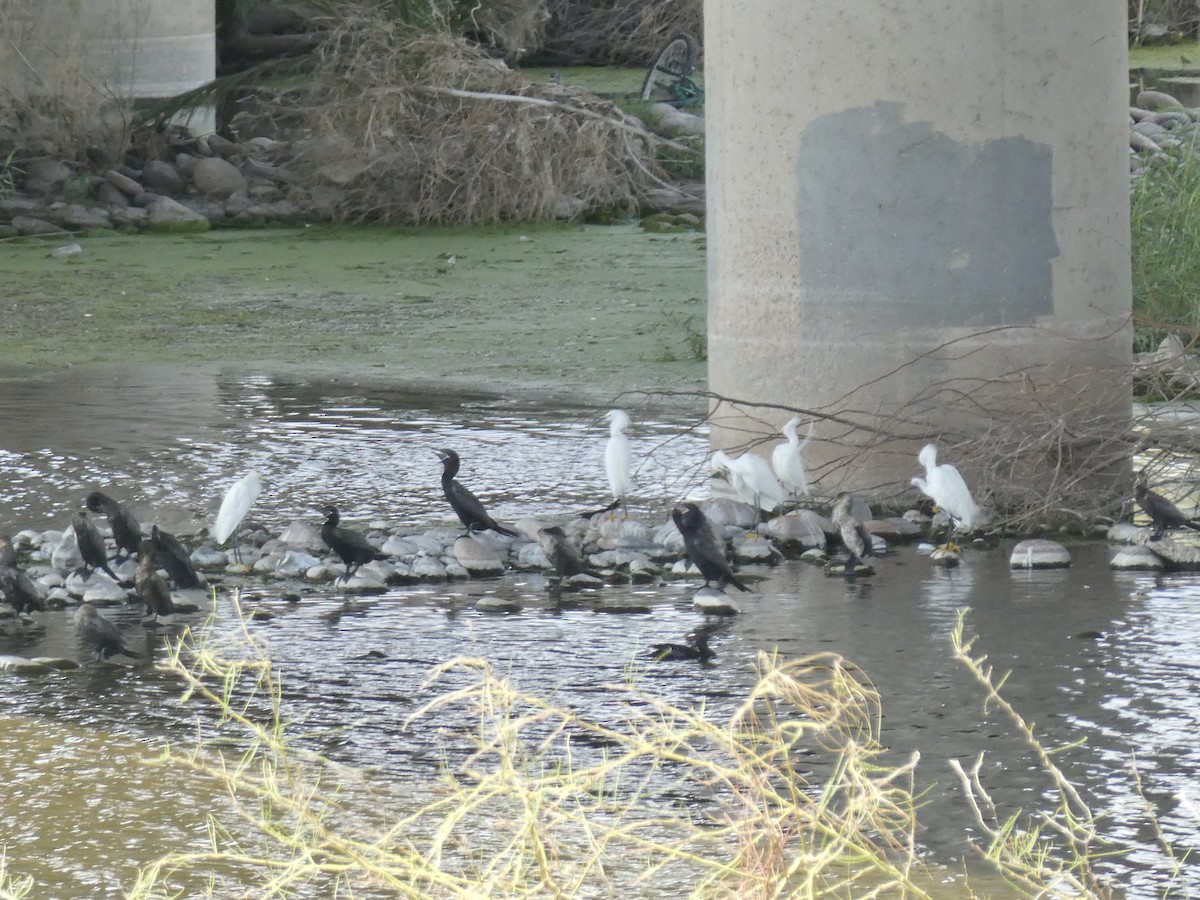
[4,224,707,402]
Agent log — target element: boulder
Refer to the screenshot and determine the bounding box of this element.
[193,156,248,199]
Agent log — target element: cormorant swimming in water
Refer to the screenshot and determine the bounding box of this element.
[73,512,120,582]
[320,505,387,582]
[671,502,750,593]
[86,491,142,562]
[435,449,520,537]
[1135,477,1200,541]
[650,626,717,662]
[0,536,45,612]
[536,525,602,580]
[74,602,141,661]
[830,491,876,571]
[151,525,202,589]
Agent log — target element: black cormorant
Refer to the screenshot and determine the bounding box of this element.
[73,512,120,582]
[671,502,750,593]
[151,525,202,589]
[320,505,387,582]
[435,449,520,537]
[136,538,176,621]
[1135,477,1200,541]
[650,626,717,662]
[74,602,141,661]
[536,526,601,580]
[0,536,45,613]
[86,491,142,562]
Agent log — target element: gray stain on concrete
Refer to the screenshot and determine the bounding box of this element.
[798,102,1058,328]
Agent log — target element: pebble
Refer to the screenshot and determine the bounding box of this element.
[1010,539,1071,569]
[50,243,83,258]
[452,536,505,576]
[476,595,521,612]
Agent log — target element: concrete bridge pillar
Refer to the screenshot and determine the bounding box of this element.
[704,0,1132,500]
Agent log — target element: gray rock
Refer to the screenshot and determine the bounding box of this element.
[692,586,740,615]
[452,537,505,576]
[275,549,322,577]
[142,160,185,194]
[476,595,521,612]
[411,554,448,580]
[206,133,240,158]
[174,153,201,177]
[96,182,130,207]
[60,205,112,229]
[1138,90,1184,111]
[0,655,57,675]
[1130,131,1164,154]
[145,196,210,231]
[191,545,227,568]
[517,542,551,569]
[767,511,828,549]
[11,215,60,236]
[278,520,324,551]
[24,158,71,187]
[110,207,148,228]
[104,169,142,196]
[50,243,83,258]
[82,578,129,604]
[193,157,248,198]
[411,533,450,555]
[865,517,921,540]
[731,536,775,564]
[381,535,419,558]
[1110,545,1164,570]
[1133,121,1169,140]
[1010,538,1071,569]
[1106,523,1148,543]
[51,530,83,571]
[702,498,758,529]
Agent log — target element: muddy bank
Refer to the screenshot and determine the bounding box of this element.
[4,223,707,405]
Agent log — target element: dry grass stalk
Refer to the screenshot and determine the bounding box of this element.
[541,0,704,65]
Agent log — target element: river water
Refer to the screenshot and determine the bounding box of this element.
[0,369,1197,897]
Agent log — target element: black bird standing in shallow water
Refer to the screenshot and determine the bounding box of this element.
[74,602,141,662]
[435,449,520,537]
[0,536,45,613]
[830,491,877,571]
[650,625,718,662]
[73,512,120,582]
[135,538,200,622]
[151,525,202,589]
[320,505,387,582]
[1135,478,1200,541]
[671,502,750,593]
[86,491,142,562]
[536,526,602,580]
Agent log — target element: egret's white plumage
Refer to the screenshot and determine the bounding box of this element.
[605,409,633,504]
[214,471,262,546]
[910,444,981,530]
[711,449,787,512]
[772,417,813,498]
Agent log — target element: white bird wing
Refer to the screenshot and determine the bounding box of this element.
[605,435,632,500]
[738,453,787,511]
[932,464,981,527]
[214,473,262,543]
[772,440,809,497]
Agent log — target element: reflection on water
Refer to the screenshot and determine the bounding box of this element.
[0,372,1197,894]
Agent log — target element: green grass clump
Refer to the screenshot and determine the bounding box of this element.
[1131,148,1200,352]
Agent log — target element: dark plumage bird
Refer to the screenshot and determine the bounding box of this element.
[0,536,45,613]
[74,602,141,661]
[320,505,387,582]
[436,449,520,537]
[831,491,877,570]
[136,538,177,621]
[671,502,750,593]
[73,512,120,582]
[151,525,202,588]
[1135,478,1200,541]
[536,526,602,580]
[86,491,142,562]
[650,626,717,662]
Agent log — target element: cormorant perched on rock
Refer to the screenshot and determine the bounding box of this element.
[73,512,120,582]
[320,505,387,582]
[151,525,202,589]
[86,491,142,562]
[435,449,520,537]
[650,625,717,662]
[74,602,140,661]
[910,443,983,545]
[671,502,750,593]
[830,491,876,571]
[135,538,177,622]
[0,536,45,613]
[536,526,602,580]
[1135,477,1200,540]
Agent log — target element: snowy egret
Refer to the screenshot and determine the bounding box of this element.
[1135,477,1200,540]
[319,505,387,582]
[436,449,520,537]
[650,625,718,662]
[605,409,633,507]
[86,491,142,562]
[74,602,140,661]
[671,501,750,592]
[910,443,983,544]
[135,538,176,622]
[214,471,263,561]
[151,525,202,589]
[772,417,814,500]
[536,525,601,580]
[830,491,876,570]
[72,512,119,582]
[0,536,44,612]
[711,449,786,515]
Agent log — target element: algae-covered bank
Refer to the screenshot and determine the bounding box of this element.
[4,224,707,404]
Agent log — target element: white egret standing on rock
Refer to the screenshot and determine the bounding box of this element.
[214,471,262,561]
[711,449,786,519]
[605,409,633,510]
[910,444,982,546]
[772,417,814,500]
